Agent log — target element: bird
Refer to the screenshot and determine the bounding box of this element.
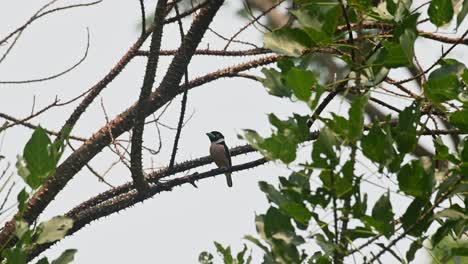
[206,131,232,187]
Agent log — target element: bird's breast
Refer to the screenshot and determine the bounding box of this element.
[210,143,230,168]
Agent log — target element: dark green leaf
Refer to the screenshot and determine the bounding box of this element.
[236,244,250,264]
[461,137,468,162]
[431,220,457,247]
[264,207,294,237]
[17,188,29,213]
[214,242,233,264]
[199,252,214,264]
[434,137,459,164]
[290,3,341,45]
[51,249,77,264]
[394,101,421,154]
[311,128,339,168]
[428,0,454,27]
[458,0,468,28]
[406,239,424,263]
[394,14,419,63]
[401,198,433,237]
[344,226,376,240]
[348,94,368,142]
[319,170,352,198]
[375,41,412,68]
[397,158,434,198]
[36,258,50,264]
[369,193,394,238]
[450,110,468,132]
[451,247,468,256]
[361,123,394,168]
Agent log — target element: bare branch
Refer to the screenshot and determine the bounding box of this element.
[0,29,90,84]
[168,3,190,171]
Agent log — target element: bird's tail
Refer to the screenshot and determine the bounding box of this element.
[225,173,233,187]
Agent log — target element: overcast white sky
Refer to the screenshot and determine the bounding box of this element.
[0,0,467,263]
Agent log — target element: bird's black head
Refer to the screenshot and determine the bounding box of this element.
[206,131,225,143]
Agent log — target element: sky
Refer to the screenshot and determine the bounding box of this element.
[0,0,467,263]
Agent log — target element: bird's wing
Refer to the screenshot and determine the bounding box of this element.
[223,142,232,167]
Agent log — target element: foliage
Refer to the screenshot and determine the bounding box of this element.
[1,127,75,264]
[202,0,468,263]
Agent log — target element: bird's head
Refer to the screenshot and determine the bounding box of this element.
[206,131,225,143]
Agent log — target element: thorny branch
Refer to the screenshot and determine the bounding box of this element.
[130,0,168,194]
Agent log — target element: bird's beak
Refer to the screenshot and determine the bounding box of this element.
[206,132,212,138]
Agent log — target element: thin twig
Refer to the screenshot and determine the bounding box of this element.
[168,3,190,171]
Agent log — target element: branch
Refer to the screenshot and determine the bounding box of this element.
[130,0,168,193]
[168,3,190,171]
[54,1,209,143]
[0,0,225,250]
[0,29,90,84]
[28,157,268,260]
[136,47,272,56]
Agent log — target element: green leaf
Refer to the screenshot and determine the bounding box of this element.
[264,28,311,57]
[401,198,433,237]
[51,249,77,264]
[311,128,339,168]
[260,180,311,227]
[398,158,434,198]
[199,252,214,264]
[236,244,250,264]
[375,41,411,68]
[451,247,468,256]
[344,226,376,240]
[431,220,457,247]
[17,187,29,214]
[35,216,74,244]
[22,127,57,189]
[436,207,468,220]
[367,193,394,238]
[458,0,468,28]
[394,13,419,63]
[450,110,468,132]
[290,3,341,45]
[461,137,468,162]
[244,235,270,254]
[394,101,421,154]
[2,246,27,264]
[319,170,352,198]
[406,238,424,263]
[348,94,368,142]
[425,75,460,104]
[434,137,460,164]
[428,0,454,27]
[425,60,465,104]
[264,207,294,237]
[214,242,233,264]
[361,122,394,168]
[260,68,292,98]
[284,68,315,101]
[36,258,50,264]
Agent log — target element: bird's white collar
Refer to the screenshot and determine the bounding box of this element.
[214,138,224,144]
